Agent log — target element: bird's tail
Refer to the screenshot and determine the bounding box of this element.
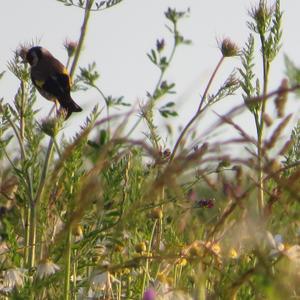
[59,96,82,119]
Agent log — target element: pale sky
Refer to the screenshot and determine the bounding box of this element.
[1,0,300,145]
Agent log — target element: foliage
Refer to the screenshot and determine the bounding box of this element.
[2,1,300,300]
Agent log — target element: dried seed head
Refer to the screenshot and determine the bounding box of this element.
[63,39,78,58]
[279,139,293,156]
[275,78,288,118]
[264,114,292,150]
[263,113,273,127]
[219,38,239,57]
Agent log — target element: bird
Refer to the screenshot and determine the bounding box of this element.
[26,46,82,119]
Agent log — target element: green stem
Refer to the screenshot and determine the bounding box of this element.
[70,0,94,79]
[35,138,54,204]
[126,25,178,138]
[141,220,158,298]
[170,56,225,162]
[24,205,30,265]
[256,35,270,215]
[28,202,36,269]
[72,249,77,300]
[64,226,72,300]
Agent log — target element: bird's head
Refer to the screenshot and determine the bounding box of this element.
[26,46,50,67]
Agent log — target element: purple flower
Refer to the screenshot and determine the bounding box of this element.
[143,288,156,300]
[196,198,214,208]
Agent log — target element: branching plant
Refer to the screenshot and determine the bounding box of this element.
[2,0,300,299]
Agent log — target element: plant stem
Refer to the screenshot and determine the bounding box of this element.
[35,138,54,204]
[170,56,225,162]
[141,220,158,298]
[256,35,270,215]
[64,226,72,300]
[28,202,36,269]
[24,205,30,265]
[126,25,178,138]
[72,249,77,300]
[70,0,94,79]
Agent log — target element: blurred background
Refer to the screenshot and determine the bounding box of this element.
[1,0,300,145]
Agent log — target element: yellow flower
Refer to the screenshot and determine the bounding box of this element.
[177,258,187,266]
[229,248,238,259]
[211,243,221,255]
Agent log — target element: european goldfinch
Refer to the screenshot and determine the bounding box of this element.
[26,46,82,119]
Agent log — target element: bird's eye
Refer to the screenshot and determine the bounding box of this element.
[27,51,38,66]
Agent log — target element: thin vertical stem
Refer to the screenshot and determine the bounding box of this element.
[70,0,94,79]
[141,220,158,298]
[72,249,78,300]
[64,226,72,300]
[24,206,30,265]
[28,202,36,269]
[170,56,225,162]
[257,35,270,215]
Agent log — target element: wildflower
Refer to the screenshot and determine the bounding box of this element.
[163,148,171,160]
[40,116,63,137]
[219,38,239,57]
[249,0,273,35]
[63,39,78,57]
[284,245,300,264]
[196,198,214,209]
[156,39,165,52]
[91,271,111,291]
[72,224,83,241]
[211,243,221,255]
[135,242,147,253]
[3,268,25,288]
[36,259,60,279]
[266,232,285,256]
[150,207,163,219]
[143,288,156,300]
[229,248,238,259]
[90,271,120,298]
[176,258,187,266]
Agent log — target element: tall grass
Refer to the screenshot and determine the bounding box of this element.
[1,0,300,299]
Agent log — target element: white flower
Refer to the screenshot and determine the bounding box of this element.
[266,232,284,256]
[284,245,300,264]
[3,268,25,288]
[36,259,60,279]
[89,271,121,298]
[91,271,111,291]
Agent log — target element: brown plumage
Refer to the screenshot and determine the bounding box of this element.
[26,46,82,119]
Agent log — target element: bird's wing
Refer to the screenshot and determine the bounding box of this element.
[33,72,71,100]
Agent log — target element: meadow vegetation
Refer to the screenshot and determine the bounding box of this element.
[1,0,300,299]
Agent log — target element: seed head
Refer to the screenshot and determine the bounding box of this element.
[219,38,239,57]
[64,39,78,58]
